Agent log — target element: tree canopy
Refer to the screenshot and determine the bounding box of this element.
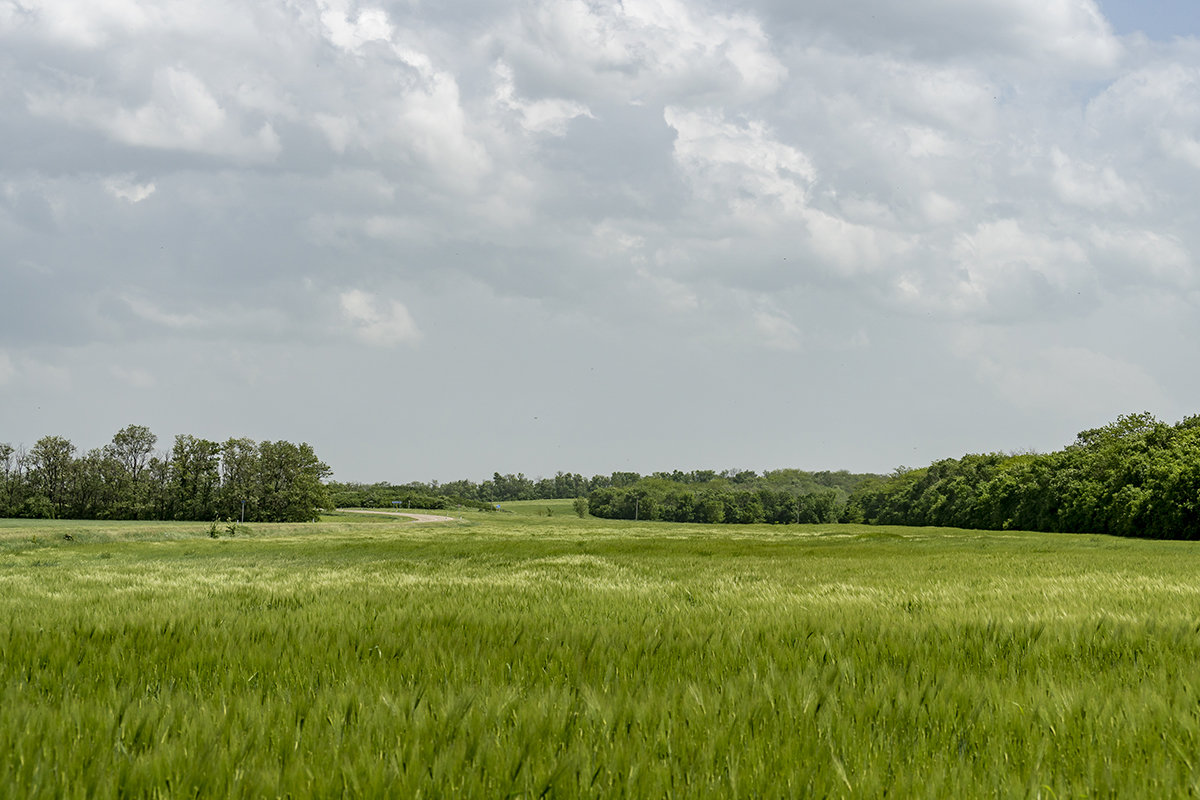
[846,412,1200,539]
[0,426,330,522]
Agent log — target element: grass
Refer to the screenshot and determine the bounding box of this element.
[3,511,1200,797]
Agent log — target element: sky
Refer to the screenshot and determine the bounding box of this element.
[2,0,1200,483]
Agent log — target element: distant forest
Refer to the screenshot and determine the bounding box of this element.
[0,426,330,522]
[846,412,1200,539]
[329,469,878,523]
[10,411,1199,539]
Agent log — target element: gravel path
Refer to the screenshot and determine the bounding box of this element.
[336,508,457,523]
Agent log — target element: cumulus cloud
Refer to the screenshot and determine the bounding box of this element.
[503,0,787,103]
[318,1,393,52]
[338,290,421,347]
[666,106,815,220]
[493,62,593,136]
[1050,149,1142,212]
[27,66,282,162]
[4,0,1200,477]
[104,176,156,204]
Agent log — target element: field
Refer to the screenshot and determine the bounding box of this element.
[4,504,1200,797]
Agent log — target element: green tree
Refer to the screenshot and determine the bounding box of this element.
[219,437,260,521]
[26,435,76,517]
[108,424,156,484]
[105,424,158,518]
[169,435,221,520]
[257,441,331,522]
[0,443,18,516]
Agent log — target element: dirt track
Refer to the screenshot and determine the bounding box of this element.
[336,508,457,523]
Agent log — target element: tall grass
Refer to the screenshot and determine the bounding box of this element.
[2,513,1200,796]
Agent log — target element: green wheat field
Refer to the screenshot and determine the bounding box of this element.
[4,501,1200,797]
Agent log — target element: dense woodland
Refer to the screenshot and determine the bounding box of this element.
[0,426,330,522]
[846,412,1200,539]
[327,468,874,523]
[585,470,874,523]
[10,411,1200,538]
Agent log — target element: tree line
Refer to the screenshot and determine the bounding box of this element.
[583,470,876,524]
[845,412,1200,539]
[328,468,875,514]
[0,425,331,522]
[587,484,842,524]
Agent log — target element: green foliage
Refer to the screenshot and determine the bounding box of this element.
[3,515,1200,796]
[848,411,1200,539]
[330,468,877,509]
[0,427,330,523]
[587,481,843,525]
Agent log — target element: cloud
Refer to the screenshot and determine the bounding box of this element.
[1050,149,1141,212]
[0,351,13,385]
[1085,62,1200,170]
[104,176,156,203]
[752,307,803,351]
[666,106,814,220]
[121,294,204,330]
[338,290,422,347]
[3,0,1200,478]
[888,220,1093,319]
[27,67,282,162]
[1087,226,1195,289]
[509,0,787,102]
[318,1,393,52]
[307,42,492,189]
[493,62,593,136]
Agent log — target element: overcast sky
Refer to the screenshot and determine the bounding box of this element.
[2,0,1199,482]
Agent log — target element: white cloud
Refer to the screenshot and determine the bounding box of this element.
[339,290,421,347]
[121,294,204,330]
[1086,62,1200,168]
[493,62,593,136]
[1088,226,1195,289]
[803,209,909,275]
[753,307,803,351]
[5,0,1200,479]
[1050,149,1141,212]
[318,1,393,52]
[515,0,787,102]
[1008,0,1121,68]
[305,42,492,189]
[104,176,156,203]
[3,0,154,47]
[942,220,1091,314]
[27,67,281,162]
[666,106,814,219]
[0,0,243,48]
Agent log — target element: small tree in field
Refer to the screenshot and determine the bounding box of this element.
[573,497,588,518]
